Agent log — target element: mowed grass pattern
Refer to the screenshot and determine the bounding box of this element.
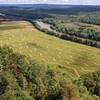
[0,21,100,78]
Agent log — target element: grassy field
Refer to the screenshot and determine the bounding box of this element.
[65,22,100,32]
[0,21,100,78]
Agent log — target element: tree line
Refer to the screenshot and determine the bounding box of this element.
[32,20,100,48]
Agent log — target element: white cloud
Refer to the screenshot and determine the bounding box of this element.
[62,0,69,2]
[34,0,47,2]
[87,0,94,2]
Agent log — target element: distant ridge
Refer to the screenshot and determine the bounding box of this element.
[0,4,100,11]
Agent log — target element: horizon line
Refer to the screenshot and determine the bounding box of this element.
[0,3,100,6]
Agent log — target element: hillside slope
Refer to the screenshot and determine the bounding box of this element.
[0,21,100,78]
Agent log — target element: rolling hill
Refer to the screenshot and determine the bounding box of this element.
[0,21,100,79]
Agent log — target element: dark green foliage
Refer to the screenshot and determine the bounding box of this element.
[31,16,100,48]
[0,46,78,100]
[33,20,100,48]
[80,16,100,25]
[0,75,8,95]
[0,46,100,100]
[76,70,100,97]
[0,46,25,68]
[43,17,100,42]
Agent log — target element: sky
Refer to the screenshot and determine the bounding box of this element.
[0,0,100,5]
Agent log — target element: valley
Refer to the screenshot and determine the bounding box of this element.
[0,4,100,100]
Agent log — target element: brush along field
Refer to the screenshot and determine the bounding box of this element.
[0,21,100,78]
[64,22,100,32]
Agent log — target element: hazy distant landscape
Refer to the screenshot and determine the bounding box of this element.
[0,4,100,100]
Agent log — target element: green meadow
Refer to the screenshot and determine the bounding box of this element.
[0,21,100,78]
